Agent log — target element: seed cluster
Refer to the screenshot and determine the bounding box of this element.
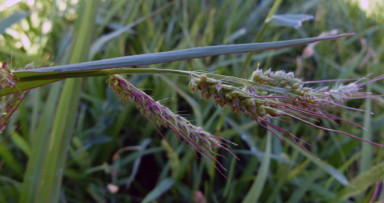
[190,75,282,117]
[109,75,237,175]
[190,69,384,156]
[250,68,303,90]
[0,62,31,133]
[0,62,16,90]
[248,68,366,105]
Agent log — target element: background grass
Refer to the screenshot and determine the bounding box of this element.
[1,0,384,202]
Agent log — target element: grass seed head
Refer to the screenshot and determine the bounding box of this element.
[190,69,384,157]
[109,75,238,177]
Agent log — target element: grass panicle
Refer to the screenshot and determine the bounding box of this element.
[190,69,384,157]
[109,74,238,177]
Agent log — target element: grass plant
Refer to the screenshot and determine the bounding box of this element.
[0,0,384,202]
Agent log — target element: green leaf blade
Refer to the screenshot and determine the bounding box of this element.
[0,11,30,34]
[16,33,354,74]
[142,178,176,203]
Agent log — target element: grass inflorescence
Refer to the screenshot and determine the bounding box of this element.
[108,67,384,176]
[109,74,238,177]
[0,62,32,133]
[190,68,384,157]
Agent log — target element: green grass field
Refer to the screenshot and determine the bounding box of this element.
[0,0,384,202]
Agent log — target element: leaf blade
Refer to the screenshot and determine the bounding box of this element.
[142,178,176,203]
[17,33,354,74]
[0,11,30,34]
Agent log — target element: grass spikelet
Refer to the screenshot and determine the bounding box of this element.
[0,62,16,90]
[190,69,384,158]
[109,74,238,177]
[0,62,32,133]
[0,91,29,133]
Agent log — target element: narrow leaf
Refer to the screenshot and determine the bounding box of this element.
[142,178,176,203]
[337,161,384,201]
[16,33,353,74]
[19,82,62,202]
[0,11,30,34]
[242,134,272,203]
[267,14,314,28]
[19,1,100,202]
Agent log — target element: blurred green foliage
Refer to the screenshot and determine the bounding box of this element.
[0,0,384,202]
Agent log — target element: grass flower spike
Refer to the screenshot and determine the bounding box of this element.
[109,75,238,177]
[190,69,384,157]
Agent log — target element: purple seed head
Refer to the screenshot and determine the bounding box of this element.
[109,75,237,178]
[190,71,384,159]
